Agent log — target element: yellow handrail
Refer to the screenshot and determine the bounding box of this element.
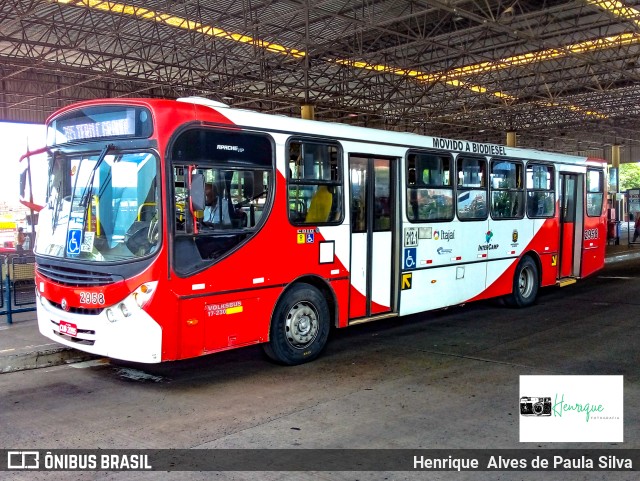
[137,202,157,221]
[87,195,100,236]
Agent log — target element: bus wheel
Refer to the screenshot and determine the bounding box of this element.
[506,256,539,307]
[264,283,330,365]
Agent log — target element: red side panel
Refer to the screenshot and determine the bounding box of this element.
[349,286,367,319]
[468,217,560,302]
[581,213,606,278]
[560,222,575,278]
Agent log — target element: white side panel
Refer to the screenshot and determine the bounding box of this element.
[485,218,532,263]
[350,232,368,298]
[371,231,392,308]
[485,258,518,292]
[399,262,488,315]
[405,220,489,270]
[318,224,352,273]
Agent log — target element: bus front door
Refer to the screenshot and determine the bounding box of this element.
[559,172,583,278]
[348,155,397,320]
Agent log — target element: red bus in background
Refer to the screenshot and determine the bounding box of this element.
[21,97,607,365]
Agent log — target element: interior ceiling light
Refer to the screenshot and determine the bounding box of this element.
[538,101,608,120]
[51,0,610,120]
[417,32,640,83]
[443,79,516,101]
[52,0,305,58]
[586,0,640,27]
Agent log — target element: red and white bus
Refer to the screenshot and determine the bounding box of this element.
[23,97,607,365]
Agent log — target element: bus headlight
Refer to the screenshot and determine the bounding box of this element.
[119,303,131,317]
[106,308,118,323]
[105,282,158,323]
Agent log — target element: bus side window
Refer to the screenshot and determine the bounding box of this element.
[456,156,488,220]
[406,151,454,222]
[287,140,343,225]
[526,164,555,218]
[586,169,604,217]
[490,159,524,219]
[171,128,274,274]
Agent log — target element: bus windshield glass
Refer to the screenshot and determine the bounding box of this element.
[35,149,161,261]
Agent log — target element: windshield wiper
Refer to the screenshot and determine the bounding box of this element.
[80,143,114,207]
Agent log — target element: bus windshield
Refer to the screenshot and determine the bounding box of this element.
[35,149,161,262]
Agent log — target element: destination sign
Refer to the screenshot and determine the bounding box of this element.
[48,106,153,145]
[62,117,133,141]
[432,137,507,156]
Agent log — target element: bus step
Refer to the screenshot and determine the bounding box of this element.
[556,277,577,287]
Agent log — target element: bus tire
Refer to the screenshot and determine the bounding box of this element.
[506,256,539,307]
[264,283,330,365]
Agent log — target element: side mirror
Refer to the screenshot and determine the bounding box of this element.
[19,169,27,199]
[190,173,205,212]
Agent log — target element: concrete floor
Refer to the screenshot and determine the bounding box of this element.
[1,257,638,481]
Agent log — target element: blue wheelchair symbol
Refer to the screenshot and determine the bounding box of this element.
[66,229,82,256]
[403,248,416,270]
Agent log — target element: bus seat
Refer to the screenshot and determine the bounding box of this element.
[305,186,333,223]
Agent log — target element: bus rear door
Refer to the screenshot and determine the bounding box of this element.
[348,155,398,320]
[558,172,583,279]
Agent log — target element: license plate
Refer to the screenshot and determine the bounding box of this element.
[59,320,78,337]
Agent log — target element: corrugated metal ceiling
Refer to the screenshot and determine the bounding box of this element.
[1,0,640,159]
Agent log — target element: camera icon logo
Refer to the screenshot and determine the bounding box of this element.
[520,396,552,416]
[7,451,40,469]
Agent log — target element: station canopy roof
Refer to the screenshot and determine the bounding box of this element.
[3,0,640,159]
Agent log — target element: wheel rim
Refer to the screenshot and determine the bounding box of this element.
[518,265,534,299]
[285,301,320,350]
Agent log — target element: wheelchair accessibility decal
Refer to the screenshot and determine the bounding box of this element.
[66,228,82,256]
[403,248,416,270]
[297,228,315,244]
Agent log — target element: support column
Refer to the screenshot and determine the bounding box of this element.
[301,104,315,120]
[611,143,621,198]
[611,144,620,179]
[506,131,516,147]
[610,144,621,244]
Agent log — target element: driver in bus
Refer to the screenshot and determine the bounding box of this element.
[204,183,231,225]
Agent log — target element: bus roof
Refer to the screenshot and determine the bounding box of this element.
[48,97,606,168]
[177,97,605,168]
